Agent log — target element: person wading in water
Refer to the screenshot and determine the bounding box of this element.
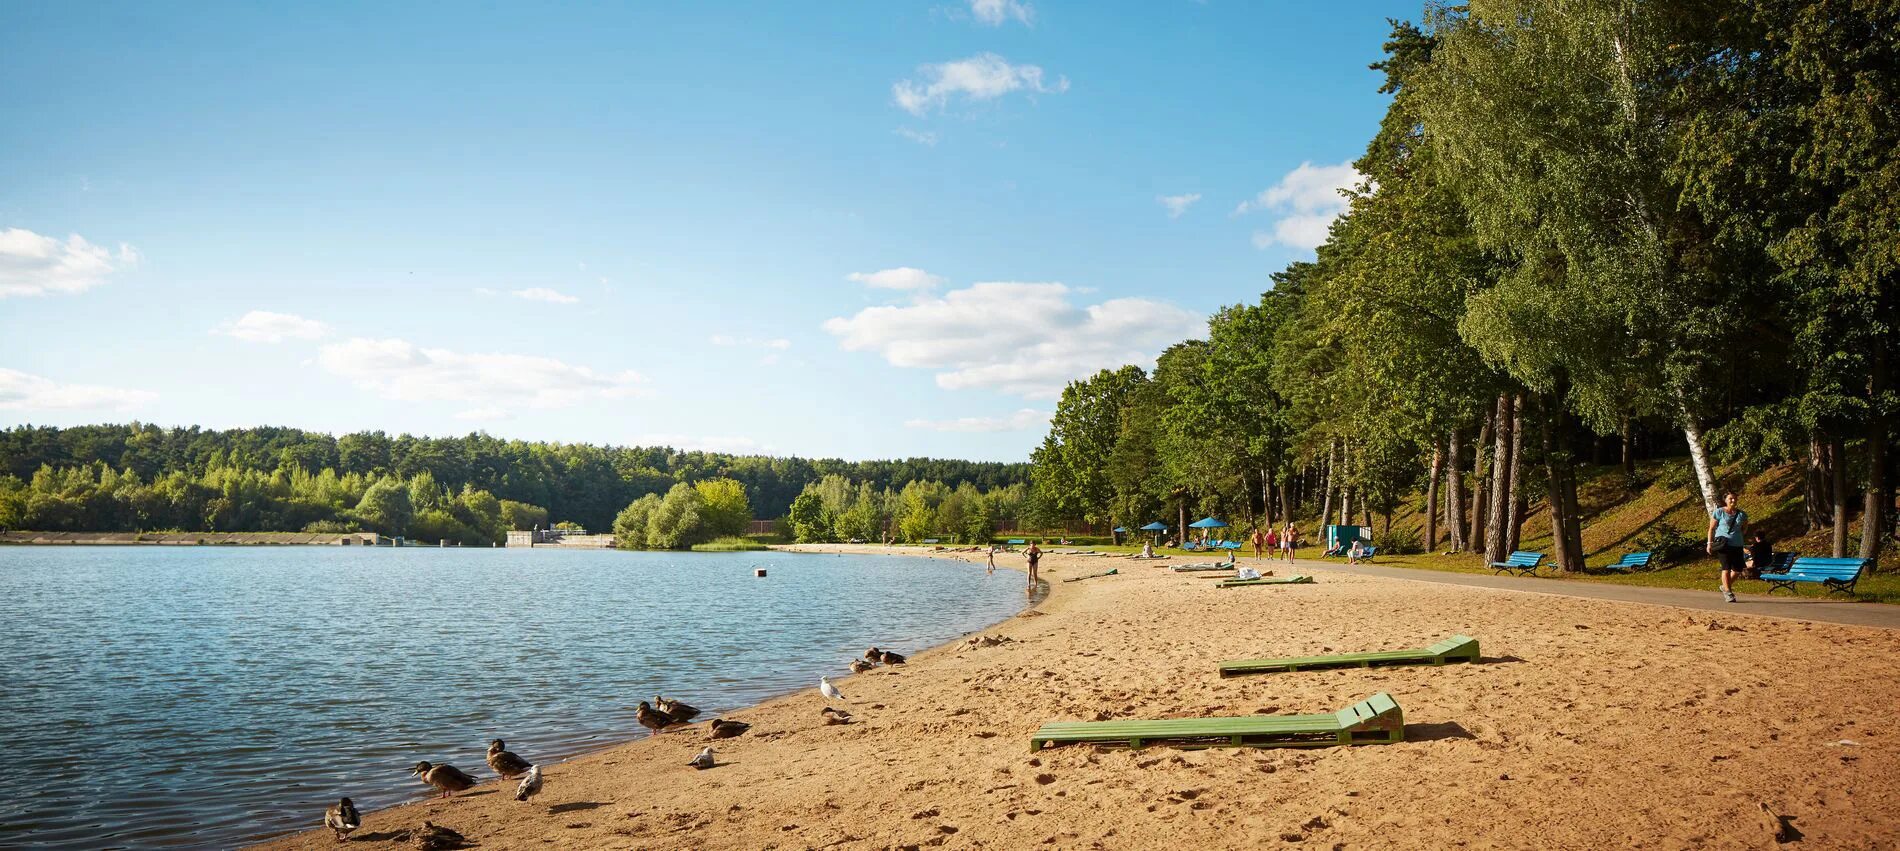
[1025,541,1042,597]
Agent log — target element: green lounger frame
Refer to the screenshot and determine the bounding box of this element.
[1218,635,1480,677]
[1216,575,1314,588]
[1171,563,1233,572]
[1030,692,1403,752]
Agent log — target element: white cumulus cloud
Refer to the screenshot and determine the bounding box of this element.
[1234,161,1362,250]
[893,53,1067,117]
[823,282,1202,399]
[895,127,939,146]
[0,367,156,411]
[969,0,1033,26]
[1157,193,1202,218]
[846,267,945,291]
[215,310,331,343]
[511,287,579,304]
[0,228,139,298]
[316,337,646,410]
[906,408,1050,432]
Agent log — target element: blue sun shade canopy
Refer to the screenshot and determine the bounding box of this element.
[1140,521,1170,531]
[1188,517,1229,528]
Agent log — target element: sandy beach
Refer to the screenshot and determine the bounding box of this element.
[253,547,1900,849]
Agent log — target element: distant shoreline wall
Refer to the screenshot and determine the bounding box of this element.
[0,531,390,546]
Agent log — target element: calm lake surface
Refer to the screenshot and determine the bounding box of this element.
[0,546,1025,849]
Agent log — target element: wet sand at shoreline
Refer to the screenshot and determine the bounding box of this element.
[253,546,1900,849]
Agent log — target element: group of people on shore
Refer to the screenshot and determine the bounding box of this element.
[1248,524,1302,563]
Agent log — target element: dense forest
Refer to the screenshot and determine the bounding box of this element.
[0,423,1029,535]
[1030,1,1897,570]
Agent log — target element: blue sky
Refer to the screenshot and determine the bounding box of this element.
[0,1,1412,462]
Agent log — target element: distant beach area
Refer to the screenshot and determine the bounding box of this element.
[251,546,1900,849]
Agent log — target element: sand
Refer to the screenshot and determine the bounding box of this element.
[252,547,1900,849]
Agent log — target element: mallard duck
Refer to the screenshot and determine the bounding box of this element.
[708,718,750,739]
[514,764,543,802]
[323,797,360,841]
[486,738,533,779]
[414,821,470,851]
[863,647,883,666]
[877,649,907,666]
[654,695,701,721]
[634,700,677,736]
[848,658,874,674]
[410,761,479,798]
[821,706,852,725]
[687,746,716,770]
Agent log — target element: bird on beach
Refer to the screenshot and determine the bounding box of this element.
[821,706,853,725]
[863,647,883,666]
[819,676,845,702]
[688,746,716,770]
[877,648,907,666]
[414,821,470,851]
[848,658,874,674]
[410,761,480,798]
[708,718,750,739]
[634,700,678,736]
[486,738,533,780]
[514,764,543,802]
[323,797,360,841]
[654,695,701,721]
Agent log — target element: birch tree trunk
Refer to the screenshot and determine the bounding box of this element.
[1445,428,1466,552]
[1831,437,1850,557]
[1677,391,1719,516]
[1861,349,1888,563]
[1470,411,1493,553]
[1425,444,1443,553]
[1319,440,1337,535]
[1507,394,1526,553]
[1486,394,1514,564]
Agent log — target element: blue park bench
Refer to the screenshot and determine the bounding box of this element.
[1759,556,1869,597]
[1490,550,1545,576]
[1602,551,1652,572]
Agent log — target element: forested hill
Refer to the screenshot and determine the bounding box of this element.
[0,423,1028,530]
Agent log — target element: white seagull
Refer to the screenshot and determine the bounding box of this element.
[514,764,543,802]
[819,675,845,702]
[688,746,716,770]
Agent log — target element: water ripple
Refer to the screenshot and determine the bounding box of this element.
[0,547,1021,849]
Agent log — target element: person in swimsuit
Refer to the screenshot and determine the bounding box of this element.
[1025,541,1042,596]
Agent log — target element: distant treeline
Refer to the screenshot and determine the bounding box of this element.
[782,475,1032,545]
[0,423,1030,533]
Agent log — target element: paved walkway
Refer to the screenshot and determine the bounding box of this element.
[1277,557,1900,630]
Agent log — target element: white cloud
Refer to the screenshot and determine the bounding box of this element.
[969,0,1033,26]
[906,408,1050,432]
[0,368,156,411]
[316,337,646,410]
[0,228,139,298]
[1233,161,1362,250]
[511,287,579,304]
[846,267,945,291]
[709,334,792,350]
[895,127,940,146]
[215,310,331,343]
[893,53,1068,117]
[823,282,1202,398]
[1157,193,1202,218]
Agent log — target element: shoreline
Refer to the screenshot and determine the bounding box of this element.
[245,544,1040,848]
[250,547,1900,850]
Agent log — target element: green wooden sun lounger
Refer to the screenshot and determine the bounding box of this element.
[1171,563,1232,572]
[1030,692,1403,752]
[1061,568,1119,582]
[1218,635,1480,677]
[1215,575,1314,588]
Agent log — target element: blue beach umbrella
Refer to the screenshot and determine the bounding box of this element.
[1139,520,1169,544]
[1188,516,1229,542]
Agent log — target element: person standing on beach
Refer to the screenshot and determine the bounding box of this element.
[1251,527,1268,560]
[986,545,997,576]
[1707,491,1748,603]
[1025,541,1042,595]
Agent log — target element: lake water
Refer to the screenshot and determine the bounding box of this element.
[0,546,1025,849]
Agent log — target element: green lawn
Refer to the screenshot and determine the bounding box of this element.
[1368,550,1900,605]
